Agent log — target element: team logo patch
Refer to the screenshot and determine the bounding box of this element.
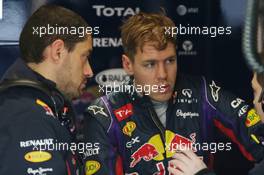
[87,105,108,117]
[165,130,196,158]
[209,81,221,102]
[36,99,55,117]
[231,98,244,108]
[126,136,140,148]
[114,103,133,121]
[245,109,261,127]
[85,160,101,175]
[24,151,52,163]
[27,167,53,175]
[129,131,199,168]
[182,89,192,98]
[123,122,136,137]
[130,134,165,168]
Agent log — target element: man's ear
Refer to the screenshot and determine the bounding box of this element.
[122,54,134,75]
[50,39,66,63]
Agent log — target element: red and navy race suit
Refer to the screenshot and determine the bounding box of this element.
[0,59,82,175]
[82,75,264,175]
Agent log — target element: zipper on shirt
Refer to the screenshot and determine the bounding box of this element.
[147,106,166,144]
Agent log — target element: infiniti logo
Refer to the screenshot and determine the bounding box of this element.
[182,40,193,51]
[182,89,192,98]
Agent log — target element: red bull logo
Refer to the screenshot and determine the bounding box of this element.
[166,130,195,158]
[169,134,193,151]
[130,134,165,167]
[130,143,158,168]
[129,131,196,168]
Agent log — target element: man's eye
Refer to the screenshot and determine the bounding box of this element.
[165,58,176,64]
[86,55,91,60]
[144,62,155,68]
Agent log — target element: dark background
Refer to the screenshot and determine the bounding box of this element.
[0,0,254,174]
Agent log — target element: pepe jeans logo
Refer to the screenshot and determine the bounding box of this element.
[176,109,199,119]
[0,0,3,20]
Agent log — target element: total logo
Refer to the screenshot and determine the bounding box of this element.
[92,5,140,17]
[129,131,195,168]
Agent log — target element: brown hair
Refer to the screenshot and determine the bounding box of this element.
[120,12,176,61]
[19,4,90,63]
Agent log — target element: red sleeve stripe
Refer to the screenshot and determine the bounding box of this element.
[213,119,255,161]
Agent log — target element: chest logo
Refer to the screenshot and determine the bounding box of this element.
[36,99,55,117]
[114,103,133,121]
[182,89,192,98]
[123,121,136,137]
[209,81,221,102]
[87,105,108,117]
[24,151,52,163]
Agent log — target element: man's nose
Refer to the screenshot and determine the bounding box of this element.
[157,63,167,80]
[84,61,93,78]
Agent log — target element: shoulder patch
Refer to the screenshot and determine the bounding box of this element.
[246,109,261,127]
[36,99,55,117]
[87,105,108,117]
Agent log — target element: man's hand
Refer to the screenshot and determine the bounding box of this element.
[168,149,207,175]
[251,123,264,146]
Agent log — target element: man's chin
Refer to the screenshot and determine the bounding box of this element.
[149,93,172,102]
[62,91,80,101]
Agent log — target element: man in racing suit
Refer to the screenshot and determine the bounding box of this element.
[248,73,264,175]
[82,12,264,175]
[0,5,93,175]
